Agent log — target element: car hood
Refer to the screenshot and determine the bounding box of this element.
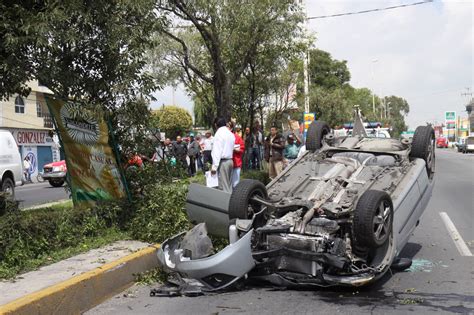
[43,160,66,168]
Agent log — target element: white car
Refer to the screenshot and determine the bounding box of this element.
[0,130,23,201]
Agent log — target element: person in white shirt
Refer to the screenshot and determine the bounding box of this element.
[211,117,235,193]
[202,131,214,171]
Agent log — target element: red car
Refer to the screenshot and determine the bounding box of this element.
[42,160,67,187]
[436,137,448,148]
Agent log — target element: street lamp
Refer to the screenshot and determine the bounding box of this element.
[371,59,378,114]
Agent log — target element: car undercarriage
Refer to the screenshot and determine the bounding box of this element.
[156,110,435,293]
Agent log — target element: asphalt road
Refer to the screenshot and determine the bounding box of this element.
[88,149,474,315]
[15,181,70,209]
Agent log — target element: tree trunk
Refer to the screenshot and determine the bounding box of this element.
[213,70,232,121]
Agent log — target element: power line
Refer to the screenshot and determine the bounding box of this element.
[307,0,434,20]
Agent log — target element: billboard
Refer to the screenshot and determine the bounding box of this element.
[45,97,127,205]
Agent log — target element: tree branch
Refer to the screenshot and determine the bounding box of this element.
[162,29,213,84]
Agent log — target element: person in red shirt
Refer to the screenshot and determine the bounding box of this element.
[230,122,245,188]
[126,152,143,170]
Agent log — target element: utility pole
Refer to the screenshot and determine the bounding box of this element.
[371,59,378,115]
[302,0,310,113]
[461,87,472,102]
[304,52,309,113]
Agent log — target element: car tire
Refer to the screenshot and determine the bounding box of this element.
[410,125,435,179]
[1,178,15,200]
[353,190,393,248]
[49,179,65,187]
[305,121,331,152]
[229,179,268,222]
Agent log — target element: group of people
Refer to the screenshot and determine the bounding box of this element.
[128,118,303,193]
[148,118,244,192]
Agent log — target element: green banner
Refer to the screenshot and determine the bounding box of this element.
[45,97,126,205]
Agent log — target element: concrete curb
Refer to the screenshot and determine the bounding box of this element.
[23,199,71,211]
[0,244,160,315]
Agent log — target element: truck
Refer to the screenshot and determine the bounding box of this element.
[0,130,23,201]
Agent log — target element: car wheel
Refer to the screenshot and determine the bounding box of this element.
[353,190,393,248]
[305,121,331,152]
[49,179,65,187]
[229,179,268,223]
[1,178,15,200]
[409,125,435,179]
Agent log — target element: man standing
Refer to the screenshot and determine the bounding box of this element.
[230,122,245,187]
[284,134,301,165]
[202,131,213,171]
[211,117,234,193]
[187,133,200,176]
[23,156,32,183]
[250,127,263,169]
[265,126,285,180]
[195,134,203,171]
[172,136,188,171]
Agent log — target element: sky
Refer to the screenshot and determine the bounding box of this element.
[151,0,473,129]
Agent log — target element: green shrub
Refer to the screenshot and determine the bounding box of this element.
[242,170,271,185]
[127,181,191,243]
[0,200,128,278]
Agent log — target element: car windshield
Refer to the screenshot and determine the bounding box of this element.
[466,137,474,145]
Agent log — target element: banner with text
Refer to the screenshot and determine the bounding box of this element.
[45,97,126,205]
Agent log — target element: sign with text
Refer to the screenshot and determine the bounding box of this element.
[445,111,456,130]
[7,129,53,146]
[45,97,126,205]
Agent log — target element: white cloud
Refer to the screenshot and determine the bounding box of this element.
[151,1,473,129]
[307,0,473,128]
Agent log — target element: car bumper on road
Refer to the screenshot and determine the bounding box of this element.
[157,227,255,291]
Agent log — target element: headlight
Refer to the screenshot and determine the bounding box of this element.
[53,165,65,172]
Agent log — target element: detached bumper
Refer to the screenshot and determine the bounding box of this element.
[157,230,255,290]
[42,171,66,179]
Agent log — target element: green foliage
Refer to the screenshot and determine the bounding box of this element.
[308,49,351,90]
[242,170,271,186]
[128,182,191,243]
[153,106,193,139]
[382,95,410,137]
[0,200,129,278]
[308,86,352,128]
[1,0,159,104]
[153,0,305,120]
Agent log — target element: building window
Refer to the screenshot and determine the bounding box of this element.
[36,102,42,117]
[15,96,25,114]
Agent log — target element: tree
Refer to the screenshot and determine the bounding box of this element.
[1,0,159,106]
[308,49,351,90]
[154,0,304,120]
[382,95,410,137]
[153,106,193,139]
[308,86,352,127]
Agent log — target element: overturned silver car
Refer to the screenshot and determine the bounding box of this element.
[157,111,435,290]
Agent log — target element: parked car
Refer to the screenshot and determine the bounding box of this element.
[455,137,466,152]
[436,137,448,148]
[41,160,67,187]
[0,130,23,201]
[157,110,435,291]
[462,136,474,153]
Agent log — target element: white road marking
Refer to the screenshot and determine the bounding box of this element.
[439,212,473,257]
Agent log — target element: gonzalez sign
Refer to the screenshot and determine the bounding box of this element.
[45,97,127,205]
[9,129,53,146]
